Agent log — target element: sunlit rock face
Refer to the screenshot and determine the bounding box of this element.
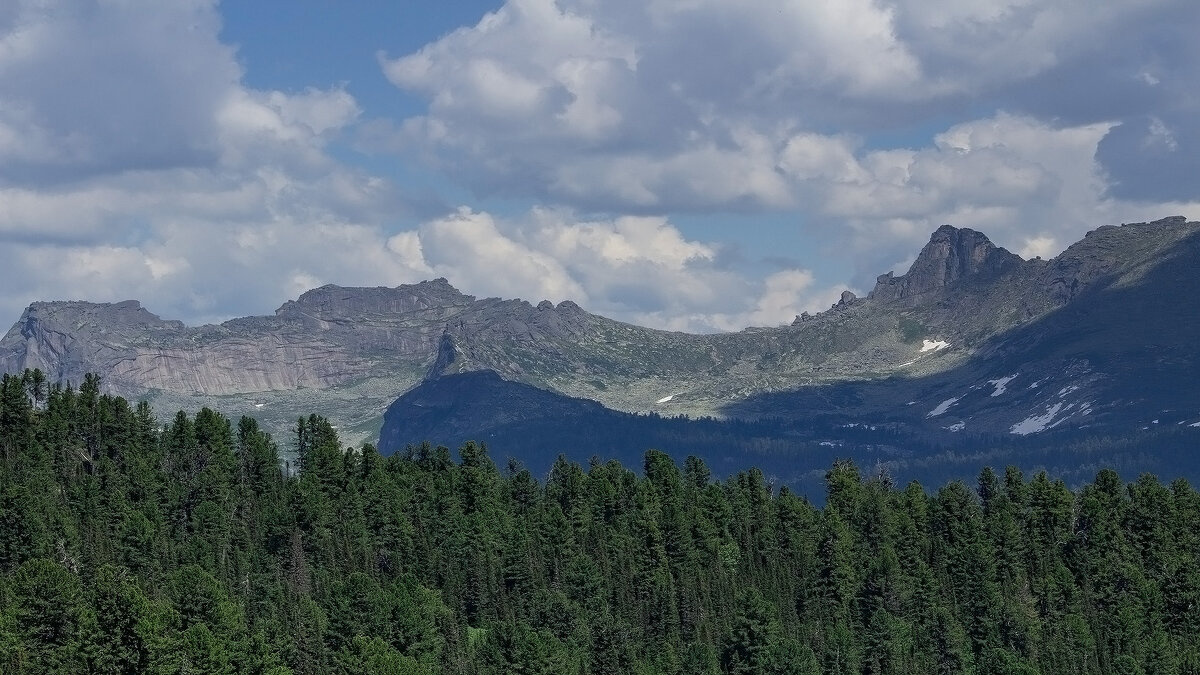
[0,279,476,395]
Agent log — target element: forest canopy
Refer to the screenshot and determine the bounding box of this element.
[1,369,1199,674]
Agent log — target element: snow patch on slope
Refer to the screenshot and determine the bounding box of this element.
[928,397,960,418]
[1011,403,1065,435]
[655,394,676,404]
[987,375,1017,397]
[896,340,949,367]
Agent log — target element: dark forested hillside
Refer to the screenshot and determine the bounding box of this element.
[379,370,1200,501]
[2,369,1200,674]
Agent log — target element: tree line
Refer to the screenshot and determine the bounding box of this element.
[1,369,1199,673]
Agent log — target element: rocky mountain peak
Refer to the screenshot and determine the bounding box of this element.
[0,299,185,386]
[275,279,473,321]
[870,224,1022,304]
[11,299,182,336]
[1037,215,1199,304]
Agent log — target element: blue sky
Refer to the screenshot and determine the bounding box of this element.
[1,0,1197,332]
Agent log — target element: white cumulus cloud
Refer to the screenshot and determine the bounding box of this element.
[0,0,423,325]
[378,0,1200,281]
[378,207,844,333]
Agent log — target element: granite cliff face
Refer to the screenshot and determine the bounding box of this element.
[3,217,1198,450]
[870,225,1023,304]
[0,279,485,444]
[1,279,473,396]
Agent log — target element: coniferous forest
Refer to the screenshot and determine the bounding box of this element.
[2,370,1200,674]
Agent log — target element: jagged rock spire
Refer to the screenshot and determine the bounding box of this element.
[870,225,1021,303]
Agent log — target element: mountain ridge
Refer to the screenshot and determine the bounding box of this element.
[2,216,1196,450]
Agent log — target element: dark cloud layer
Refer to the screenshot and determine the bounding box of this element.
[1098,114,1200,202]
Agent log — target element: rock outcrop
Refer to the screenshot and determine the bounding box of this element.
[0,278,479,396]
[870,225,1023,304]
